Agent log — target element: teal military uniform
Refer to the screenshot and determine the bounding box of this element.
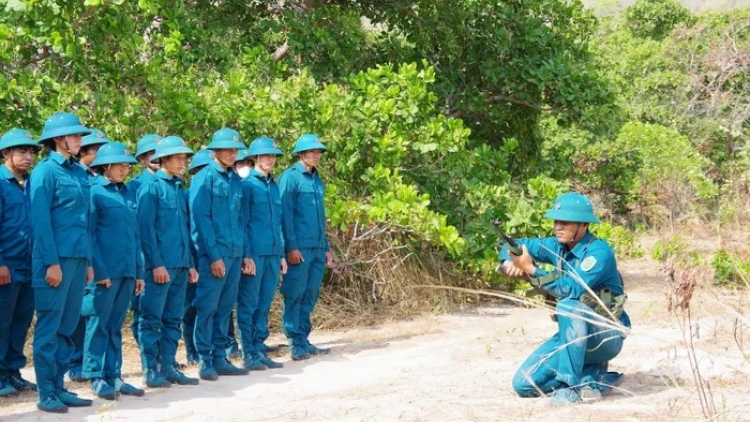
[237,137,285,370]
[127,134,162,346]
[30,113,95,413]
[189,128,248,380]
[0,129,40,397]
[68,128,111,383]
[137,136,197,388]
[82,142,145,399]
[182,148,213,365]
[279,134,331,360]
[499,193,629,404]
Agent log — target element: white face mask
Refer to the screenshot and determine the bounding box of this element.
[236,166,251,179]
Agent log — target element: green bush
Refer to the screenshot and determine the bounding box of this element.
[711,249,750,287]
[625,0,694,40]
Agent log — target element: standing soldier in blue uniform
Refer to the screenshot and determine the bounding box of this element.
[128,134,162,345]
[30,112,95,413]
[499,192,629,404]
[190,128,250,380]
[83,142,146,399]
[0,129,41,397]
[182,148,213,366]
[137,136,199,388]
[68,128,110,382]
[278,134,334,361]
[238,137,287,371]
[77,129,109,179]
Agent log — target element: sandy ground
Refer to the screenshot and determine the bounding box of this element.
[2,257,750,421]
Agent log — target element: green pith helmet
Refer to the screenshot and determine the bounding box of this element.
[135,134,162,158]
[207,128,245,150]
[236,148,251,162]
[81,129,111,148]
[291,134,326,155]
[189,148,213,174]
[544,192,600,224]
[150,136,194,163]
[0,128,41,152]
[90,142,138,167]
[248,136,283,157]
[37,112,92,147]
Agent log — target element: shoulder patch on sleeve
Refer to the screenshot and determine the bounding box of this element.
[580,256,597,272]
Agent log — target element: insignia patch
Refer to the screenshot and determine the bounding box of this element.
[97,132,104,138]
[233,136,239,141]
[555,203,561,210]
[26,133,33,139]
[209,152,216,159]
[183,140,188,146]
[273,143,280,148]
[124,149,131,155]
[580,256,597,272]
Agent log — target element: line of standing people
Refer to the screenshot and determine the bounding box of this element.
[0,112,335,414]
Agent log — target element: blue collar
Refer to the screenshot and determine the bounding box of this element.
[49,151,78,168]
[155,169,182,185]
[0,165,28,181]
[251,168,274,182]
[566,231,594,259]
[294,160,317,175]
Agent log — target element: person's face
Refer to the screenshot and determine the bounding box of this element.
[140,152,160,171]
[79,144,103,165]
[299,149,323,169]
[161,154,188,176]
[2,146,36,172]
[54,134,83,155]
[553,220,586,244]
[214,149,238,168]
[255,154,277,172]
[104,163,131,183]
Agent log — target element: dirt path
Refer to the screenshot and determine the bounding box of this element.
[2,257,750,421]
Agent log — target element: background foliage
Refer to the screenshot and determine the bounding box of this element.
[2,0,750,294]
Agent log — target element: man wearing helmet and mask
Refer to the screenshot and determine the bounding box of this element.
[499,192,630,405]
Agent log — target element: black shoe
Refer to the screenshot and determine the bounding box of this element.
[213,358,249,375]
[56,390,93,407]
[8,372,37,392]
[162,369,200,386]
[37,394,68,413]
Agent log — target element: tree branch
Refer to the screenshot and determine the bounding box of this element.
[270,41,290,61]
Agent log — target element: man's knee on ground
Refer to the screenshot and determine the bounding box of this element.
[512,368,543,398]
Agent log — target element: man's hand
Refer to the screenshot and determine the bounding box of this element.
[153,266,170,284]
[508,245,536,276]
[325,251,334,268]
[96,278,112,288]
[46,264,63,287]
[280,258,288,275]
[135,279,145,295]
[0,266,11,285]
[86,266,94,284]
[242,258,256,276]
[211,259,226,278]
[502,261,527,278]
[189,268,199,284]
[287,250,303,265]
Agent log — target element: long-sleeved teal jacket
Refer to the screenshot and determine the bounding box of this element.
[30,151,91,267]
[90,177,144,281]
[137,169,193,270]
[189,161,246,262]
[242,169,283,258]
[278,161,329,252]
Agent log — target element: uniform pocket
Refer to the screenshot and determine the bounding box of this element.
[34,286,63,312]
